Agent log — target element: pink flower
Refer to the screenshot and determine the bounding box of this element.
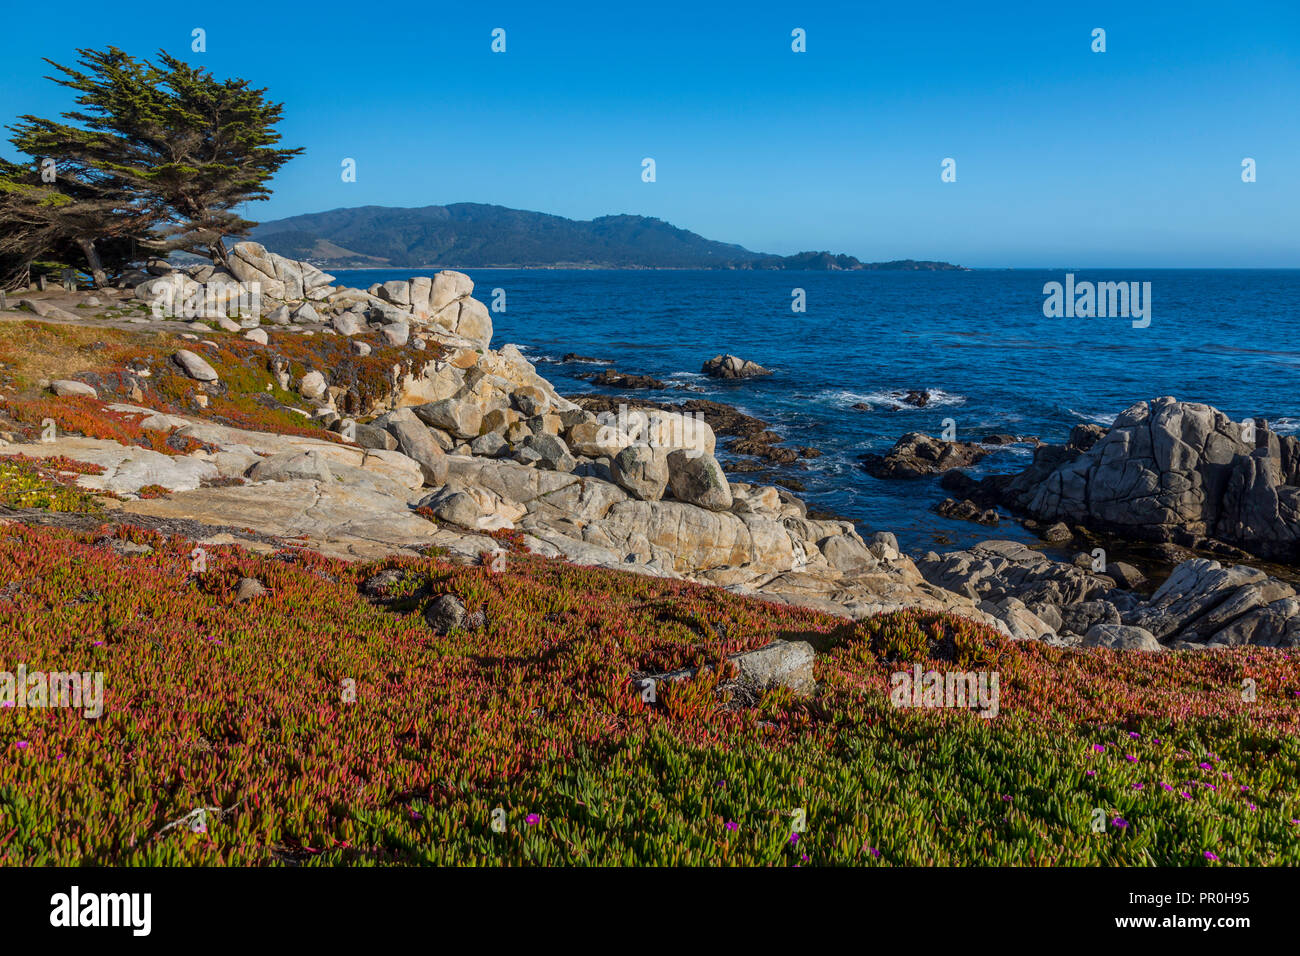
[1180,792,1192,800]
[1199,762,1212,771]
[1160,782,1174,791]
[14,741,28,750]
[525,814,539,826]
[789,832,799,845]
[1125,755,1138,763]
[1132,783,1144,791]
[1204,850,1219,862]
[1086,770,1096,777]
[1092,744,1106,753]
[724,821,738,832]
[1128,732,1140,739]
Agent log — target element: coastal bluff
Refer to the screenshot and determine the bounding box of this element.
[3,247,1298,660]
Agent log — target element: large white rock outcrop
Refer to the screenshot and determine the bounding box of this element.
[1001,397,1300,562]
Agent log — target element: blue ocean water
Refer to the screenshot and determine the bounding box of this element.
[339,268,1300,554]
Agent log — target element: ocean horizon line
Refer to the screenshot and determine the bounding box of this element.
[326,264,1300,273]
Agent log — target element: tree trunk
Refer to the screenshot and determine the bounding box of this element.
[2,262,30,293]
[208,239,230,268]
[76,238,108,289]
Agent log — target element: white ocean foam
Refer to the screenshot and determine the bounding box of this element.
[817,388,967,409]
[1067,408,1118,426]
[1272,417,1300,436]
[667,371,707,381]
[530,352,610,365]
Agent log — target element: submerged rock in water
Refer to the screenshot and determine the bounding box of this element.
[859,432,989,479]
[702,353,771,380]
[935,497,999,525]
[585,368,665,390]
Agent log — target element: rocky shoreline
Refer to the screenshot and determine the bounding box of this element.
[2,244,1298,657]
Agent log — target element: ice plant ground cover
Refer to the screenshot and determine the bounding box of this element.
[0,455,106,512]
[0,320,416,446]
[0,519,1296,866]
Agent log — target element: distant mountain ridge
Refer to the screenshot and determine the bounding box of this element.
[246,203,964,271]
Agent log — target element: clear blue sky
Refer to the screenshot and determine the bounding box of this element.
[2,0,1297,267]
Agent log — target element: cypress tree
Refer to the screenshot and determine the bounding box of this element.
[7,47,301,279]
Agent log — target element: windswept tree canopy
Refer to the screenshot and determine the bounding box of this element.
[4,46,302,285]
[0,153,162,288]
